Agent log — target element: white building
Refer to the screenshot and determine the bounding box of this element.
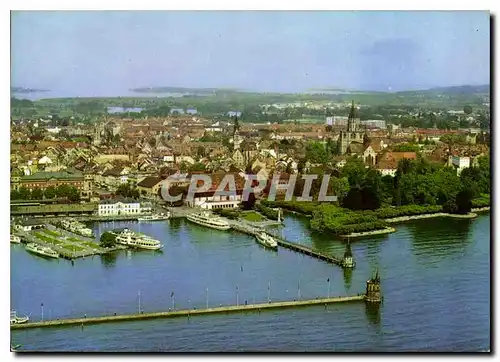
[449,156,470,175]
[187,194,242,210]
[360,119,387,129]
[326,116,348,126]
[98,199,153,216]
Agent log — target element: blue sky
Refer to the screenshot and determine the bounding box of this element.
[11,11,490,94]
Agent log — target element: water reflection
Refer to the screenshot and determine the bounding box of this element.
[343,268,353,292]
[101,252,118,268]
[365,302,381,325]
[408,218,473,259]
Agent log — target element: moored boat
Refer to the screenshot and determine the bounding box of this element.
[255,231,278,249]
[186,211,231,231]
[10,310,29,325]
[10,234,21,244]
[25,243,59,259]
[137,212,170,222]
[115,228,163,250]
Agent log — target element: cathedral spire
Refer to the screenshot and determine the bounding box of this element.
[233,114,240,135]
[347,100,356,132]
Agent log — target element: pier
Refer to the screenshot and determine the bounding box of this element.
[230,222,349,268]
[11,295,366,330]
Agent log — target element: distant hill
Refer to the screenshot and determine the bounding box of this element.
[397,84,490,95]
[131,86,241,94]
[11,86,49,93]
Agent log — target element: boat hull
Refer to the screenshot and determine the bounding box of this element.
[25,246,59,259]
[186,216,231,231]
[255,235,278,249]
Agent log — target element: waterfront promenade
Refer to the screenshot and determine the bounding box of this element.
[11,294,366,330]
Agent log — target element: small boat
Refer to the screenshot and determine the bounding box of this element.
[10,235,21,244]
[10,310,29,325]
[186,211,231,231]
[255,231,278,249]
[25,243,59,259]
[115,228,163,250]
[11,343,22,351]
[137,212,170,222]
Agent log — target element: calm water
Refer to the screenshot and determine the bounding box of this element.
[11,214,490,352]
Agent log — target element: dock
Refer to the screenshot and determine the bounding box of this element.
[274,237,344,266]
[11,295,366,330]
[229,222,346,267]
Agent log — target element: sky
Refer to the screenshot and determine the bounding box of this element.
[11,11,490,95]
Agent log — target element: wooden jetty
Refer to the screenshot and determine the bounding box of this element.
[11,295,366,331]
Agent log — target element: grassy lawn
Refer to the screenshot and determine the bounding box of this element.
[67,237,84,243]
[42,229,62,237]
[81,241,100,249]
[33,232,62,245]
[60,244,86,252]
[241,211,266,222]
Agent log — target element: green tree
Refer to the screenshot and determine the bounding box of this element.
[18,186,31,200]
[10,189,21,200]
[463,105,473,114]
[31,187,43,200]
[305,141,329,164]
[44,186,56,199]
[455,187,473,214]
[341,158,367,188]
[56,184,71,198]
[331,176,350,204]
[100,232,117,248]
[67,186,80,202]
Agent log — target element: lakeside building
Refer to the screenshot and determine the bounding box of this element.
[97,198,153,216]
[185,173,246,210]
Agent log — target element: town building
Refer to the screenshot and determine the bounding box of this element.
[97,198,152,216]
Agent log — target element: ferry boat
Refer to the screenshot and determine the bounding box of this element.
[255,231,278,249]
[10,234,21,244]
[115,228,163,250]
[60,219,94,238]
[186,211,231,231]
[25,243,59,259]
[10,310,29,325]
[137,212,170,222]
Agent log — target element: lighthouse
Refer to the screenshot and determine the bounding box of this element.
[365,269,382,303]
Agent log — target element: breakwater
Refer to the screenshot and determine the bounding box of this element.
[385,212,478,224]
[11,295,367,330]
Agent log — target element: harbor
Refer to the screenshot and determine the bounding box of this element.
[10,212,490,351]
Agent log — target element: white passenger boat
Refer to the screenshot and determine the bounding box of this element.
[10,234,21,244]
[137,212,170,222]
[115,228,163,250]
[25,243,59,259]
[255,231,278,249]
[10,310,29,325]
[186,211,231,231]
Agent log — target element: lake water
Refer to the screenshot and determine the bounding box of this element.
[10,213,490,351]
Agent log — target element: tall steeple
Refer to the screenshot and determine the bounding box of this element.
[233,114,240,135]
[347,100,356,132]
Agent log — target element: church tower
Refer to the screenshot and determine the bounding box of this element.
[338,101,364,155]
[232,115,243,150]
